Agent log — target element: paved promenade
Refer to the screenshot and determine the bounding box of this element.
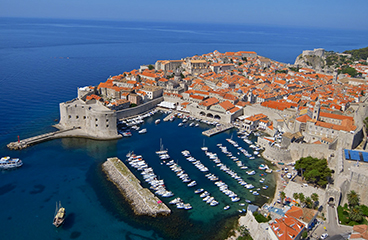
[102,157,171,217]
[202,123,234,137]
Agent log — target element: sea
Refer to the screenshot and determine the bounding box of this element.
[0,17,367,240]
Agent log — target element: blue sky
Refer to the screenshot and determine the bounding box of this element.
[1,0,368,29]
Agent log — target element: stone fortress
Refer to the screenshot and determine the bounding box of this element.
[54,49,368,209]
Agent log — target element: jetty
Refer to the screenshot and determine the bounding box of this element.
[102,157,171,217]
[7,127,78,150]
[202,123,234,137]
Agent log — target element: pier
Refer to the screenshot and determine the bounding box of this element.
[102,157,171,217]
[7,127,78,150]
[202,123,234,137]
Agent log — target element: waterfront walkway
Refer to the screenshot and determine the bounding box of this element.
[102,157,171,217]
[202,123,234,137]
[7,127,78,150]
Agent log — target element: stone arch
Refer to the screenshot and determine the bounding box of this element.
[214,115,221,120]
[200,111,206,116]
[207,113,213,118]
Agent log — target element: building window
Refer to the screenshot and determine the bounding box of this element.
[76,115,79,119]
[95,118,98,121]
[69,115,72,119]
[106,119,109,122]
[83,116,86,119]
[96,124,98,127]
[106,125,109,128]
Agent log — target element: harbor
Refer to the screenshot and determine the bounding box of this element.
[102,157,171,217]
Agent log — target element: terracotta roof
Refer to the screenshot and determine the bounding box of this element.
[219,100,235,111]
[270,215,305,240]
[199,97,219,107]
[296,114,312,123]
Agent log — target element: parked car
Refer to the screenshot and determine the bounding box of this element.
[320,233,329,239]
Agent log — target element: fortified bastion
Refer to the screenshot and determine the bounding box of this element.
[57,97,121,140]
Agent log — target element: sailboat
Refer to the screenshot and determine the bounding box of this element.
[156,138,168,155]
[201,139,208,151]
[53,202,66,228]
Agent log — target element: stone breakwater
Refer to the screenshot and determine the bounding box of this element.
[102,157,171,217]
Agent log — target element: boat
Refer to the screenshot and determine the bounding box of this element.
[0,156,23,169]
[53,202,66,228]
[138,128,147,134]
[201,139,208,151]
[178,123,183,127]
[122,131,132,137]
[155,119,161,124]
[194,188,204,194]
[156,138,168,155]
[224,205,230,210]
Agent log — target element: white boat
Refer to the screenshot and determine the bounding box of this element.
[187,181,197,187]
[155,119,160,124]
[178,123,183,127]
[138,128,147,134]
[184,203,192,210]
[169,198,182,204]
[201,139,208,151]
[0,156,23,169]
[224,205,230,210]
[194,188,204,194]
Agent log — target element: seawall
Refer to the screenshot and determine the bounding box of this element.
[102,157,171,217]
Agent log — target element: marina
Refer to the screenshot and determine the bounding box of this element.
[102,157,171,217]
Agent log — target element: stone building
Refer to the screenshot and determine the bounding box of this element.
[58,98,120,139]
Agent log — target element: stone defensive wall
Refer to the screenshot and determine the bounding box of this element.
[59,98,120,139]
[116,97,163,119]
[288,142,334,161]
[102,157,171,217]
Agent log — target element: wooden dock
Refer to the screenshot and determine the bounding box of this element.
[7,127,78,150]
[202,123,234,137]
[102,157,171,217]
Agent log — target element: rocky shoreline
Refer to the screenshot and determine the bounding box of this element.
[102,157,171,217]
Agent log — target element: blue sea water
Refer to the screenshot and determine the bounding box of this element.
[0,18,367,240]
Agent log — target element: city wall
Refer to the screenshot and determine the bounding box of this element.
[116,97,163,119]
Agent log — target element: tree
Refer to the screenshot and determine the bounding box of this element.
[349,205,363,222]
[280,192,286,204]
[347,190,360,207]
[311,193,319,208]
[299,193,305,203]
[242,57,248,62]
[305,197,313,208]
[295,157,332,187]
[293,192,299,200]
[148,64,154,70]
[311,193,319,202]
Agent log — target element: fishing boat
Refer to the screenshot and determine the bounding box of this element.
[0,156,23,169]
[53,202,66,228]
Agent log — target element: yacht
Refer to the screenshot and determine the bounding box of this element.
[194,188,204,194]
[138,128,147,134]
[155,119,161,124]
[0,156,23,169]
[53,202,66,228]
[224,205,230,210]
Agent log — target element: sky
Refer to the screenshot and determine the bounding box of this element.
[1,0,368,30]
